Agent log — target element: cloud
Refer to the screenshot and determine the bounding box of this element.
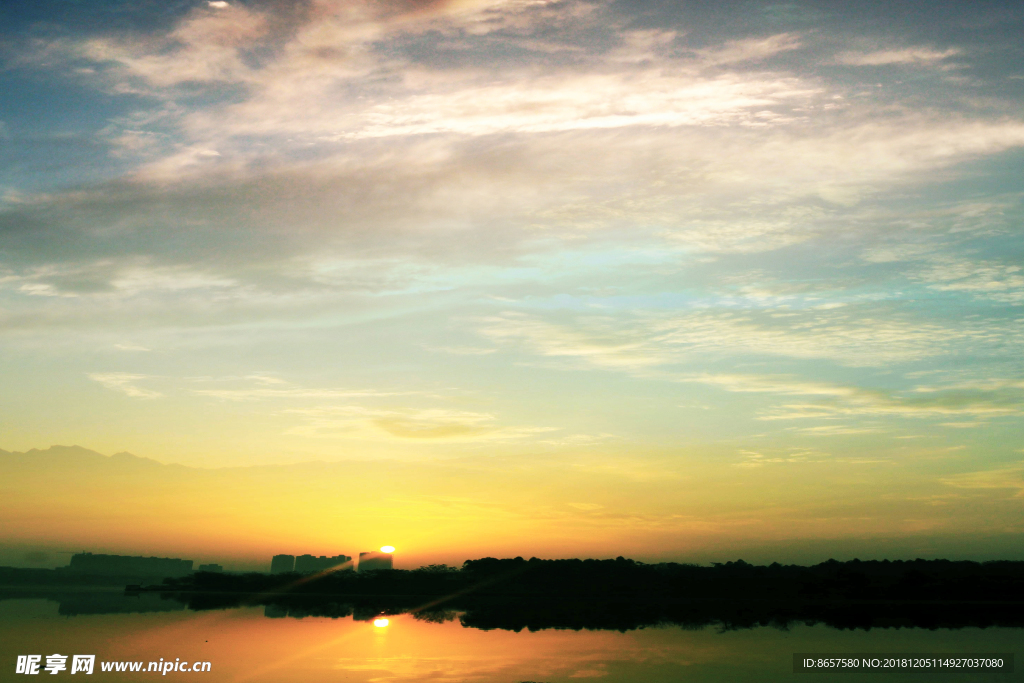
[6,112,1018,286]
[860,244,1024,303]
[78,3,271,89]
[606,29,678,64]
[692,373,1024,421]
[306,71,811,140]
[539,433,616,447]
[87,372,162,398]
[694,33,802,66]
[283,405,556,442]
[940,464,1024,498]
[478,307,1000,369]
[0,262,239,299]
[479,312,665,370]
[2,0,1024,458]
[793,425,883,436]
[835,47,962,66]
[567,503,604,511]
[425,345,499,355]
[915,258,1024,303]
[113,342,150,351]
[194,386,420,401]
[4,11,1024,309]
[733,447,831,467]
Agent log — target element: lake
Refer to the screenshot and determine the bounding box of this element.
[1,590,1019,681]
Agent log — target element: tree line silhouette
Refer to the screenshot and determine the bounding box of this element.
[161,556,1024,602]
[5,557,1023,631]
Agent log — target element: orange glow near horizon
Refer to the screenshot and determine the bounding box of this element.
[4,444,1024,569]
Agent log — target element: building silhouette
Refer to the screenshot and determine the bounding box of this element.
[197,564,223,573]
[67,553,193,578]
[294,554,352,573]
[358,550,393,572]
[270,554,295,574]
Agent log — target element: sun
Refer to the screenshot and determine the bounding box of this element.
[373,618,390,628]
[380,545,395,553]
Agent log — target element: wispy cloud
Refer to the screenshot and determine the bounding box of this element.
[694,33,803,66]
[692,373,1024,421]
[194,387,419,401]
[87,372,162,398]
[424,345,499,356]
[113,343,151,352]
[940,464,1024,498]
[916,258,1024,303]
[835,47,962,66]
[733,447,831,467]
[75,3,271,89]
[792,425,883,436]
[283,405,555,442]
[479,307,1005,369]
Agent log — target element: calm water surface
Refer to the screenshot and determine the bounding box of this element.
[1,592,1020,682]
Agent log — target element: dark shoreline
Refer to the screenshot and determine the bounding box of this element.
[4,557,1024,631]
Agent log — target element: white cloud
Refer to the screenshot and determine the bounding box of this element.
[190,376,423,401]
[835,47,962,66]
[694,33,802,66]
[607,29,678,64]
[195,387,416,401]
[793,425,883,436]
[113,343,151,352]
[142,65,819,171]
[733,446,830,467]
[660,207,831,254]
[283,405,556,442]
[88,372,162,398]
[2,263,240,299]
[10,3,1024,279]
[79,4,270,88]
[717,374,1024,421]
[479,307,994,369]
[916,258,1024,303]
[861,244,936,263]
[689,373,985,421]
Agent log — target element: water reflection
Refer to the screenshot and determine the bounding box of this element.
[2,589,184,617]
[4,586,1023,631]
[203,592,1024,632]
[1,591,1019,682]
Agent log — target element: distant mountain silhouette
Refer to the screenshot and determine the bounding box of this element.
[0,445,182,471]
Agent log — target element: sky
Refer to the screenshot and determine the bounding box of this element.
[1,0,1023,570]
